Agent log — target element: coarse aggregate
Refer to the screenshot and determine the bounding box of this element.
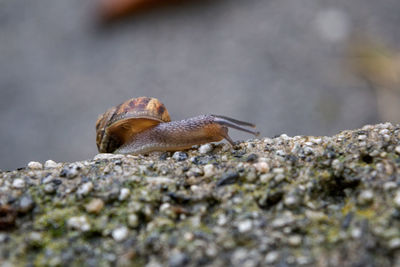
[1,123,400,266]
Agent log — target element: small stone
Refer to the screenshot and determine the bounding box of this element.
[383,182,397,191]
[395,146,400,154]
[312,138,322,144]
[146,177,174,184]
[379,129,390,135]
[388,238,400,249]
[77,182,93,197]
[237,220,252,233]
[27,161,43,170]
[358,190,374,205]
[245,170,257,182]
[358,135,367,141]
[93,153,123,160]
[12,179,25,189]
[60,164,82,179]
[19,195,35,213]
[217,214,228,226]
[260,173,273,183]
[394,191,400,208]
[112,226,129,242]
[216,171,239,186]
[159,203,171,214]
[119,188,130,201]
[203,164,215,178]
[284,195,300,207]
[183,232,194,241]
[246,153,259,163]
[168,251,188,267]
[273,168,285,174]
[280,133,291,140]
[44,184,56,194]
[85,198,104,214]
[303,146,314,155]
[331,159,344,171]
[67,216,91,232]
[253,162,269,173]
[172,152,188,161]
[351,227,362,239]
[288,235,302,246]
[128,214,140,228]
[198,144,213,154]
[27,232,43,243]
[44,160,59,169]
[265,251,279,264]
[276,150,286,157]
[42,175,54,184]
[274,174,285,183]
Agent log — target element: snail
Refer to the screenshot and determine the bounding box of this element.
[96,97,259,154]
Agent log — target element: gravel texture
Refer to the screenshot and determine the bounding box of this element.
[3,0,400,170]
[1,123,400,266]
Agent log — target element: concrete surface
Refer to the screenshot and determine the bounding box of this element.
[1,0,400,170]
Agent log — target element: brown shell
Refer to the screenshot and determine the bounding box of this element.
[96,97,171,153]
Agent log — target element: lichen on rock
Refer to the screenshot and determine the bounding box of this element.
[1,123,400,266]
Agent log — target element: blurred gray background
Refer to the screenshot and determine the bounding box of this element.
[1,0,400,170]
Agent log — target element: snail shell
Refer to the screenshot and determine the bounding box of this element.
[96,97,170,153]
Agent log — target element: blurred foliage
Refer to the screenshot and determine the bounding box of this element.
[348,37,400,123]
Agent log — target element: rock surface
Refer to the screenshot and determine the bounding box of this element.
[1,123,400,266]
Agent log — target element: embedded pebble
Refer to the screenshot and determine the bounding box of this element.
[253,162,269,173]
[168,252,188,267]
[245,169,257,182]
[128,214,140,228]
[303,146,314,155]
[273,168,284,174]
[172,152,188,161]
[112,226,129,242]
[394,191,400,208]
[358,135,367,141]
[27,161,43,170]
[18,195,35,213]
[42,175,54,184]
[288,235,302,246]
[246,153,259,163]
[274,174,286,183]
[67,216,91,232]
[351,227,362,239]
[216,171,239,186]
[358,190,374,205]
[203,164,215,178]
[12,179,25,189]
[395,146,400,154]
[93,153,124,160]
[44,184,56,194]
[198,144,213,154]
[118,188,130,201]
[284,195,300,207]
[331,159,343,171]
[276,150,286,157]
[60,164,82,179]
[77,182,93,197]
[237,220,252,233]
[383,182,397,191]
[85,198,104,214]
[44,160,59,169]
[388,238,400,249]
[265,251,279,264]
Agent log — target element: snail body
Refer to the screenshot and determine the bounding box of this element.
[96,97,259,154]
